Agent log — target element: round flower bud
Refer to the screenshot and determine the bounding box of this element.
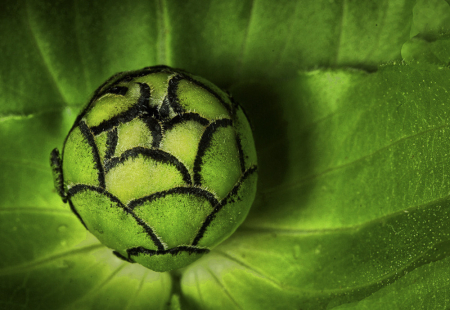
[50,65,257,272]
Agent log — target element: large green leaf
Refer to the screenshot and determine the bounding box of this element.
[1,0,449,309]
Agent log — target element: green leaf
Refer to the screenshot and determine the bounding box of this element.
[167,0,415,83]
[181,63,450,309]
[332,257,450,309]
[2,0,450,309]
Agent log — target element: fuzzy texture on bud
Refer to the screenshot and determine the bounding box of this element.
[50,65,257,272]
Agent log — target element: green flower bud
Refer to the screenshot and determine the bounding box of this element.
[50,65,257,272]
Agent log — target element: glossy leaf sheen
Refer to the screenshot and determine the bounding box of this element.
[1,0,449,309]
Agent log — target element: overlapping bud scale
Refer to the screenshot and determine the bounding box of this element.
[50,66,257,272]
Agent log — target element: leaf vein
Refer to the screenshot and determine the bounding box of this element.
[0,244,104,276]
[24,1,68,105]
[235,0,256,80]
[264,123,450,195]
[205,266,243,310]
